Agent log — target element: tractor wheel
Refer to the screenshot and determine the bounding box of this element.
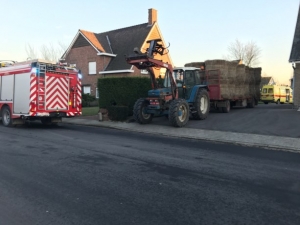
[1,106,12,127]
[133,98,153,124]
[192,89,210,120]
[222,100,230,113]
[168,99,189,127]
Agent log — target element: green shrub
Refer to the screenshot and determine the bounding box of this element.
[98,77,151,114]
[107,106,129,121]
[82,93,96,107]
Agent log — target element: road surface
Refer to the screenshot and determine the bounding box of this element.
[0,123,299,225]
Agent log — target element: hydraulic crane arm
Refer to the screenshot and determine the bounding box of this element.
[125,39,177,99]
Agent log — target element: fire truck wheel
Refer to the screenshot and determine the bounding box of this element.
[133,98,153,124]
[192,89,210,120]
[40,117,52,125]
[169,99,189,127]
[1,106,12,127]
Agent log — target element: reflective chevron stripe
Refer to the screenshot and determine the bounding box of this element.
[77,80,81,113]
[29,75,37,113]
[46,76,69,110]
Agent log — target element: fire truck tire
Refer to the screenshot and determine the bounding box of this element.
[192,89,210,120]
[133,98,153,124]
[1,106,13,127]
[169,99,189,127]
[40,117,52,125]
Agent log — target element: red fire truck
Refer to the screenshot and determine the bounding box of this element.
[0,59,82,127]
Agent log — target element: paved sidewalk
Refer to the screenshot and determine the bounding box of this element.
[62,117,300,153]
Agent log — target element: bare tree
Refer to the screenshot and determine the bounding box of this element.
[25,43,38,60]
[25,42,67,62]
[227,39,261,67]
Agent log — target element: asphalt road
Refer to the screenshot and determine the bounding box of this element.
[150,104,300,138]
[0,123,300,225]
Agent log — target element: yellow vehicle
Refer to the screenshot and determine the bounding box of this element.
[260,85,293,104]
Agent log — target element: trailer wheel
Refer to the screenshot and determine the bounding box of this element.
[133,98,153,124]
[1,106,12,127]
[192,89,210,120]
[247,98,255,108]
[222,100,230,113]
[169,99,189,127]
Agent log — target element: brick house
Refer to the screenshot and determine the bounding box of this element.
[289,4,300,109]
[61,8,173,98]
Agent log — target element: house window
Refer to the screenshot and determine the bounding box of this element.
[83,86,91,94]
[141,69,148,74]
[89,62,96,75]
[96,88,99,99]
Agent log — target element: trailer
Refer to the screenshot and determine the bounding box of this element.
[0,59,82,127]
[206,69,257,113]
[184,60,262,113]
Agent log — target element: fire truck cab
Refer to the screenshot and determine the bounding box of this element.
[0,59,82,127]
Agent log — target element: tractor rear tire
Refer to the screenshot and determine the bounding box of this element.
[169,99,189,127]
[1,106,12,127]
[192,88,210,120]
[133,98,153,124]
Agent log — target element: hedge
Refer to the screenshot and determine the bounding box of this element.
[107,106,129,121]
[98,77,151,115]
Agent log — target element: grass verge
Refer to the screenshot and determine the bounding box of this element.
[82,107,99,116]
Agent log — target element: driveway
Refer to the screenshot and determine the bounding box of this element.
[150,104,300,138]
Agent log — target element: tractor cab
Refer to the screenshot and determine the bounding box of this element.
[173,67,207,100]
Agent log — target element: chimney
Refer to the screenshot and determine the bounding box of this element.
[148,8,157,26]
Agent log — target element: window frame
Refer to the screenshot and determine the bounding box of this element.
[88,62,96,75]
[83,86,91,94]
[96,87,99,99]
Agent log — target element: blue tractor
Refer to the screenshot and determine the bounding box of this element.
[125,39,210,127]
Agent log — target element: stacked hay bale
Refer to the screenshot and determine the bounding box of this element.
[184,62,205,69]
[204,60,230,99]
[227,61,238,98]
[253,67,262,100]
[236,64,246,98]
[248,68,256,98]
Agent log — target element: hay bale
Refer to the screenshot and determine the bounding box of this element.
[205,60,231,98]
[184,62,205,69]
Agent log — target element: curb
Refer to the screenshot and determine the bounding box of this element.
[62,119,300,153]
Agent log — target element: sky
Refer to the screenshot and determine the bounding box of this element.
[0,0,299,85]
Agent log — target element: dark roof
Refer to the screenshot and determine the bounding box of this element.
[96,23,152,71]
[290,4,300,62]
[261,77,272,85]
